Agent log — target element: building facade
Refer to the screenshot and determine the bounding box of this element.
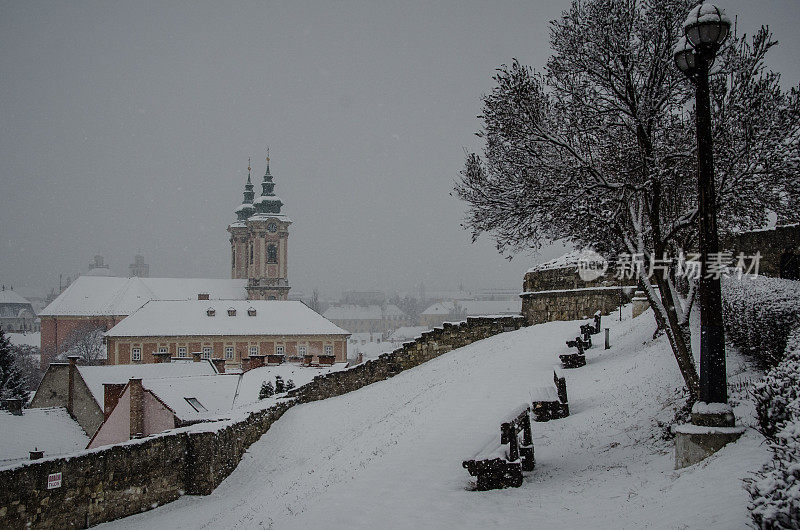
[0,288,38,333]
[104,300,350,368]
[229,157,291,300]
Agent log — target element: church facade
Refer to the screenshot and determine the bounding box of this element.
[229,157,291,300]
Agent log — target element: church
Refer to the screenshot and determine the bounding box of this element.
[39,154,350,368]
[228,156,292,300]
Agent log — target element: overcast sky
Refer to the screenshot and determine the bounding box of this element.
[2,1,798,300]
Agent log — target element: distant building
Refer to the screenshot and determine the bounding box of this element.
[228,156,292,300]
[0,287,38,332]
[104,300,350,368]
[38,276,248,369]
[86,255,114,277]
[323,304,410,334]
[340,290,386,306]
[419,300,521,328]
[30,356,217,437]
[128,254,150,278]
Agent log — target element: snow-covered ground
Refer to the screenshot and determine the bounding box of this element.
[103,307,767,529]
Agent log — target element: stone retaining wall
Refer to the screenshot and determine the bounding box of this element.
[521,287,633,326]
[0,315,524,528]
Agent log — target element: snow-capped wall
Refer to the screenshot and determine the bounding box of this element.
[0,315,525,528]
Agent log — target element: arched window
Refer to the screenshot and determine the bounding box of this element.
[267,244,278,264]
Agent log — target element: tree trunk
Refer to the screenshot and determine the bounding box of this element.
[641,273,700,399]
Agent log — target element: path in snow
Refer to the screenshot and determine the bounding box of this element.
[105,310,767,529]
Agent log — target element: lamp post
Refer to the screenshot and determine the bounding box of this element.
[674,4,731,407]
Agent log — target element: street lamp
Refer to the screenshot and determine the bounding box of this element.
[674,4,731,410]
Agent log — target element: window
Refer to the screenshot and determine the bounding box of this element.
[276,345,285,356]
[249,244,254,264]
[202,347,212,359]
[267,244,278,264]
[158,347,168,354]
[184,397,208,412]
[131,348,141,362]
[298,345,307,356]
[324,345,333,356]
[231,247,235,268]
[249,345,259,356]
[178,347,187,357]
[225,346,234,360]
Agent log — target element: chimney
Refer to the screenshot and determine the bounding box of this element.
[197,293,210,300]
[29,449,44,460]
[153,351,171,364]
[241,357,250,372]
[249,354,265,369]
[4,398,23,416]
[129,378,144,439]
[67,355,80,416]
[103,383,126,419]
[192,351,202,362]
[211,358,226,374]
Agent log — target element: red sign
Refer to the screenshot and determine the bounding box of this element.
[47,472,62,489]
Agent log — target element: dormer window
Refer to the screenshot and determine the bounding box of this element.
[207,307,216,317]
[247,307,257,316]
[227,308,236,316]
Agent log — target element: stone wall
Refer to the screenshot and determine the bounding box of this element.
[727,224,800,280]
[287,316,525,404]
[1,315,524,528]
[521,287,632,326]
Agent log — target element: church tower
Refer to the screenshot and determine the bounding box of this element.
[228,153,291,300]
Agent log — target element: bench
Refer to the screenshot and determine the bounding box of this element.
[462,405,534,490]
[561,335,588,368]
[530,369,569,421]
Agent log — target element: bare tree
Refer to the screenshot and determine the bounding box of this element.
[455,0,799,398]
[59,324,106,365]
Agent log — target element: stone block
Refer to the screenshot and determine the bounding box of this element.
[673,424,745,469]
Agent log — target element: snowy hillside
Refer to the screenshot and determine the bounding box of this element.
[104,307,767,529]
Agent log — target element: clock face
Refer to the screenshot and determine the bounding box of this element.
[267,222,278,233]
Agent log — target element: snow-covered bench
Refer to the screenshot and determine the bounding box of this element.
[531,368,569,421]
[561,335,588,368]
[462,405,534,490]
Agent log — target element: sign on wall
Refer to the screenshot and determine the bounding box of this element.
[47,472,62,489]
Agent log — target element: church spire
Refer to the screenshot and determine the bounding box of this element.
[254,147,283,215]
[235,158,256,221]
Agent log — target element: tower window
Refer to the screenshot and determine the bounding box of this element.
[249,244,254,264]
[267,244,278,264]
[232,247,235,268]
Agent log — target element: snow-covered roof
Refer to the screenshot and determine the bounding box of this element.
[0,407,89,466]
[105,300,349,338]
[143,374,241,421]
[458,300,521,316]
[0,290,33,306]
[39,276,248,317]
[421,301,455,316]
[420,300,520,317]
[323,304,406,320]
[76,360,217,407]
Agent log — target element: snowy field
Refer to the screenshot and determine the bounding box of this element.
[103,308,767,529]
